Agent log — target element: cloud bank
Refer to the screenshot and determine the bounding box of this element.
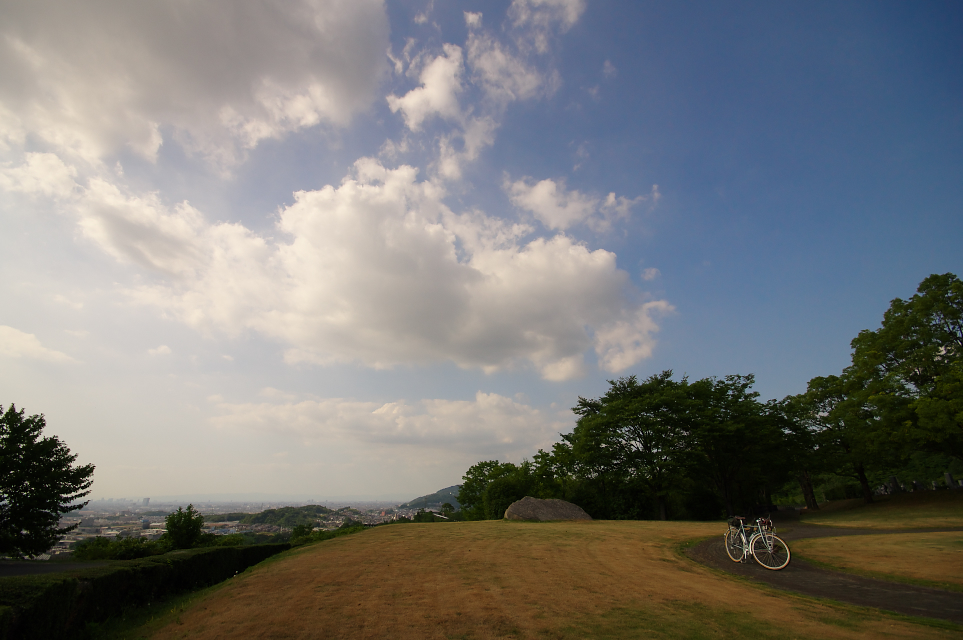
[211,390,563,458]
[0,0,388,169]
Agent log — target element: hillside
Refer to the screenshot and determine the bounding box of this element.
[398,485,461,509]
[144,521,948,639]
[237,505,335,527]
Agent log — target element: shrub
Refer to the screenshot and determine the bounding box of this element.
[72,536,164,561]
[0,543,289,639]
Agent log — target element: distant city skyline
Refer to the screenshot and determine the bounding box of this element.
[1,0,960,499]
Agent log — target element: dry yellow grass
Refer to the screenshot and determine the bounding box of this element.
[793,532,963,589]
[144,521,960,639]
[801,491,963,529]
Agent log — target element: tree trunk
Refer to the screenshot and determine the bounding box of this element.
[797,471,819,511]
[657,495,667,521]
[855,463,874,504]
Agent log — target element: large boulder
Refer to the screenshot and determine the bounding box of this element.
[503,496,592,521]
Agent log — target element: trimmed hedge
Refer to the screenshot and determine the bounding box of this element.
[0,543,289,639]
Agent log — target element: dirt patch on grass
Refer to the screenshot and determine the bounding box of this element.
[147,521,955,639]
[802,492,963,529]
[793,532,963,590]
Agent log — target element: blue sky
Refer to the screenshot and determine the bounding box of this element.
[1,0,960,501]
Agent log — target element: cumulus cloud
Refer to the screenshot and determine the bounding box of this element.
[210,391,563,456]
[465,19,550,105]
[0,325,75,363]
[506,177,659,231]
[387,44,465,131]
[147,345,171,356]
[18,154,667,379]
[0,152,77,197]
[593,302,673,373]
[0,0,388,168]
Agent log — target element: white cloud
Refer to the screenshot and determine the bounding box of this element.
[34,159,666,379]
[505,177,598,230]
[435,116,497,181]
[211,391,563,456]
[465,23,549,105]
[0,325,75,363]
[508,0,586,54]
[0,0,389,169]
[641,267,661,281]
[603,60,617,78]
[593,301,674,373]
[0,152,77,197]
[147,345,171,356]
[507,177,658,231]
[387,44,464,131]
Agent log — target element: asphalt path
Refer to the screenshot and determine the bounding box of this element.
[686,522,963,624]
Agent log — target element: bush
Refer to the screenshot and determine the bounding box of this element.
[289,525,364,547]
[0,543,289,639]
[823,483,862,501]
[72,536,164,561]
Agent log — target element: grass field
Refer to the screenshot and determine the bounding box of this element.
[127,521,959,639]
[793,532,963,592]
[800,491,963,529]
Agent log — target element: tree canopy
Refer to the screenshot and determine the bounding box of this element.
[164,504,205,549]
[455,273,963,520]
[0,404,95,557]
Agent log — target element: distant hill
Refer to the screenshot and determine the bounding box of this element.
[399,485,461,509]
[213,505,335,527]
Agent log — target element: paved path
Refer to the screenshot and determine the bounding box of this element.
[686,524,963,624]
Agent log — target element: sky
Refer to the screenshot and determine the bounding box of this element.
[1,0,961,502]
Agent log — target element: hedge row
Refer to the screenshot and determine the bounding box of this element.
[0,543,290,639]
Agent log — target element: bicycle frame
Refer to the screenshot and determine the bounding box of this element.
[728,516,773,562]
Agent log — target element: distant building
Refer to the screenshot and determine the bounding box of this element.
[142,497,150,506]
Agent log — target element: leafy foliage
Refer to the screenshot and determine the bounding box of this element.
[455,273,962,519]
[164,504,205,549]
[238,505,333,527]
[72,535,163,560]
[0,543,290,638]
[0,405,95,557]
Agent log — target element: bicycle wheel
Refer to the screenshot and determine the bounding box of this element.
[724,528,744,562]
[750,533,790,570]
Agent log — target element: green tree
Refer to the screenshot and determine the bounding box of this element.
[850,273,963,458]
[687,375,785,516]
[164,504,205,549]
[776,395,823,511]
[0,405,94,557]
[569,373,693,520]
[457,460,519,520]
[803,373,907,504]
[290,523,313,541]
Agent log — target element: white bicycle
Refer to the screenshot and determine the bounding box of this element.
[724,515,790,570]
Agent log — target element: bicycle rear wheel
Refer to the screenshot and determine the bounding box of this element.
[724,528,744,562]
[750,533,790,570]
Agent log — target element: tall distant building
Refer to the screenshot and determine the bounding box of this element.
[142,498,150,506]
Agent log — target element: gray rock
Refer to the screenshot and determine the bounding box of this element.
[503,496,592,521]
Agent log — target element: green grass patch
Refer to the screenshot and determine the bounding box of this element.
[801,491,963,529]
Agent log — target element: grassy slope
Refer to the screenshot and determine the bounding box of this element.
[139,521,956,640]
[800,490,963,529]
[793,532,963,592]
